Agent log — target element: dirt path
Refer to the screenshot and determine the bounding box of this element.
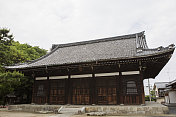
[1,108,176,117]
[0,111,56,117]
[0,109,78,117]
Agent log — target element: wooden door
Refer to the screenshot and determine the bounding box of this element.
[50,79,65,104]
[96,76,117,105]
[72,78,90,104]
[32,80,47,104]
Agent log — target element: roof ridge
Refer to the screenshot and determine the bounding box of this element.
[54,31,144,49]
[25,31,145,66]
[142,44,175,51]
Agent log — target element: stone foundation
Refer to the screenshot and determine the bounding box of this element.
[85,105,169,116]
[8,102,169,116]
[8,104,61,113]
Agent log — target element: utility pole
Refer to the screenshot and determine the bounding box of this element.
[148,78,151,102]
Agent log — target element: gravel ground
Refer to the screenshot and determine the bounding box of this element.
[1,108,176,117]
[0,111,56,117]
[1,111,176,117]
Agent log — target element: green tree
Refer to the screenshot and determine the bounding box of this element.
[0,28,47,105]
[9,41,47,64]
[0,71,23,105]
[0,28,14,66]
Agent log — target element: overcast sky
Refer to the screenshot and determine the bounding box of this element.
[0,0,176,94]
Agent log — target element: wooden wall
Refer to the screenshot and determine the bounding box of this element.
[32,74,144,105]
[32,80,47,104]
[120,75,143,104]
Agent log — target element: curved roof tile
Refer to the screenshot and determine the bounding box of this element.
[6,31,175,69]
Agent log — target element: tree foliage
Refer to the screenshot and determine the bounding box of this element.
[0,28,47,105]
[9,41,47,65]
[0,71,24,104]
[0,28,14,66]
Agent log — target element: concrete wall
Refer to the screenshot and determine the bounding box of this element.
[156,97,164,103]
[165,96,169,104]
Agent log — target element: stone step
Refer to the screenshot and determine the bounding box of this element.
[59,106,85,114]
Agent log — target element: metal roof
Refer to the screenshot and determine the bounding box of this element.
[5,31,175,69]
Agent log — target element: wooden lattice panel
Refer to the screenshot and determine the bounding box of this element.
[72,78,90,104]
[49,79,65,104]
[32,80,47,104]
[96,77,117,105]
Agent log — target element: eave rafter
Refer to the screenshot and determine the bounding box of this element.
[18,49,173,74]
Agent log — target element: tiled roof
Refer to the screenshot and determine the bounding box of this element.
[167,79,176,87]
[6,31,175,69]
[154,82,169,89]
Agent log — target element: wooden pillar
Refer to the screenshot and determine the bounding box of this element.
[91,65,96,104]
[46,72,50,104]
[31,72,35,104]
[115,64,119,105]
[67,74,72,104]
[65,78,68,104]
[119,71,123,104]
[92,73,97,104]
[66,68,72,104]
[139,66,145,104]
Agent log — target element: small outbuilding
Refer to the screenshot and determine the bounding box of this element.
[153,82,168,103]
[165,79,176,105]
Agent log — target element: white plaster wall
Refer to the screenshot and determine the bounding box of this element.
[155,87,159,97]
[156,98,164,103]
[169,91,176,103]
[165,96,169,104]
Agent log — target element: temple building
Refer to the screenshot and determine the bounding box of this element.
[6,31,175,105]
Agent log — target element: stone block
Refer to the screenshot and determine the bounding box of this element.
[102,107,108,112]
[145,111,152,115]
[137,107,144,111]
[128,107,137,112]
[137,111,145,115]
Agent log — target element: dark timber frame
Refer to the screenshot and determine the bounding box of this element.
[5,31,175,105]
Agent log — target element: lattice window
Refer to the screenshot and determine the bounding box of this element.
[37,85,45,96]
[126,81,138,94]
[158,89,165,97]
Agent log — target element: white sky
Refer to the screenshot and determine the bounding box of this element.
[0,0,176,94]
